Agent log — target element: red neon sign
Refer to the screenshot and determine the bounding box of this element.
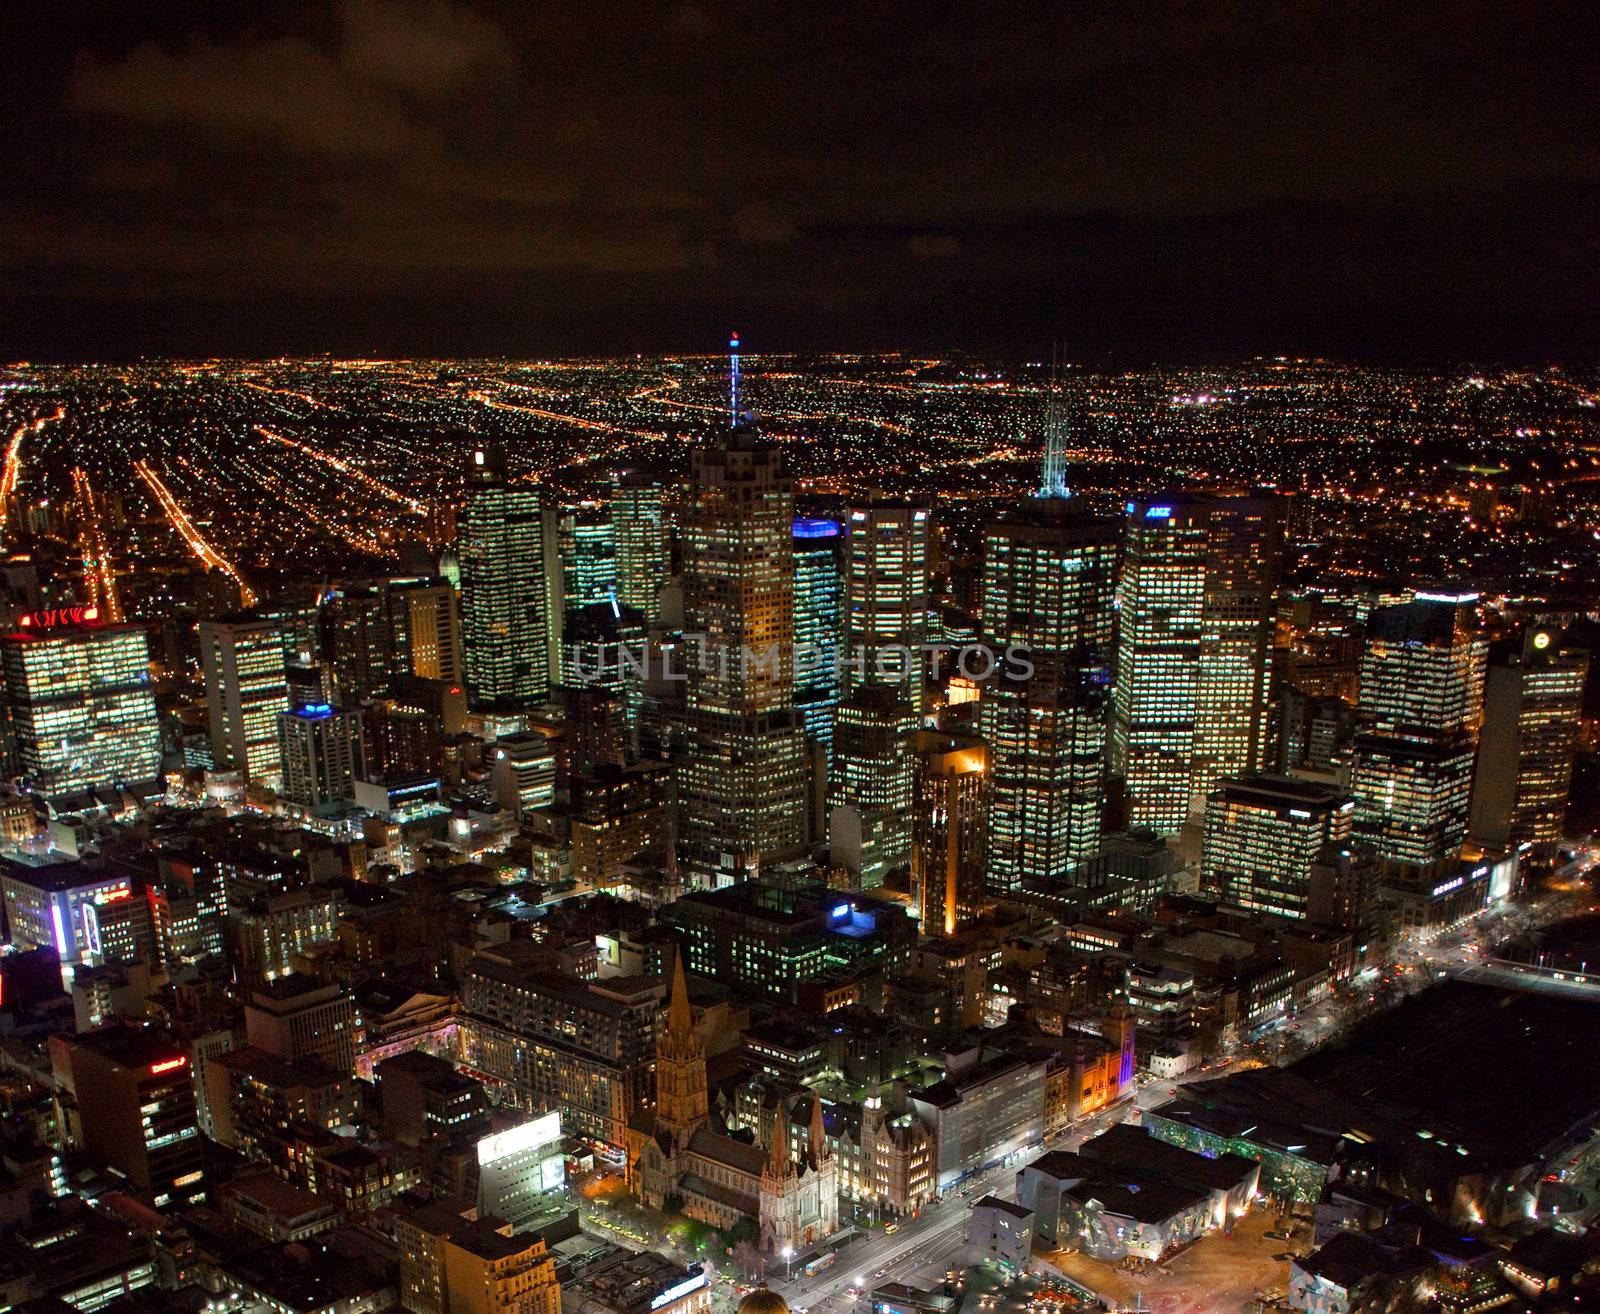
[149,1057,187,1075]
[18,606,100,630]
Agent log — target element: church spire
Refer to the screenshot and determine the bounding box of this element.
[667,947,692,1038]
[766,1101,794,1179]
[808,1095,829,1167]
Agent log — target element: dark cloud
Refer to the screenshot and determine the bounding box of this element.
[338,0,515,97]
[6,0,1600,360]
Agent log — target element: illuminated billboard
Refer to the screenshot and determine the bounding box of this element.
[477,1110,561,1166]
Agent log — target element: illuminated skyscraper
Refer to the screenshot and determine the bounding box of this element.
[460,445,552,710]
[1193,496,1284,788]
[1111,499,1207,834]
[844,502,930,698]
[979,502,1118,889]
[323,576,462,702]
[199,615,288,790]
[1469,623,1588,854]
[831,687,918,888]
[277,703,365,812]
[792,518,844,758]
[558,504,617,614]
[611,470,670,620]
[1203,773,1355,920]
[1111,494,1283,835]
[677,414,809,887]
[1350,595,1484,868]
[1,610,161,797]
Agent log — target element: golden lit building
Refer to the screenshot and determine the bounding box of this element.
[443,1222,558,1314]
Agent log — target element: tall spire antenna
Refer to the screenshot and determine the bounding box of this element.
[729,330,741,426]
[1039,341,1072,500]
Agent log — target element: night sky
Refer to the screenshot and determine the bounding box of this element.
[5,1,1600,362]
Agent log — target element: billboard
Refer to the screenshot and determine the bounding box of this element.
[477,1110,561,1166]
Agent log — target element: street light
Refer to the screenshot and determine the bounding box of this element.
[784,1246,794,1281]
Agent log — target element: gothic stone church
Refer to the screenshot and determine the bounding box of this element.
[629,955,839,1251]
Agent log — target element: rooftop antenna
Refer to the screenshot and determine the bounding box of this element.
[1039,341,1072,499]
[729,330,741,426]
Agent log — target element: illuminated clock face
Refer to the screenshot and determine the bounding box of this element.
[1533,631,1552,650]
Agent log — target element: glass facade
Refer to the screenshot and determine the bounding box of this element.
[460,446,553,710]
[2,621,160,796]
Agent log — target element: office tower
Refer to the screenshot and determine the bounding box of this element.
[49,1026,204,1206]
[831,687,918,888]
[1193,496,1284,788]
[460,445,553,711]
[559,504,617,614]
[979,503,1118,888]
[911,730,987,936]
[611,470,670,620]
[1350,595,1484,868]
[244,975,357,1075]
[277,704,365,811]
[1,611,161,797]
[321,577,462,702]
[256,593,321,667]
[403,580,462,684]
[1111,499,1207,833]
[492,732,557,817]
[363,699,443,778]
[199,616,287,789]
[286,658,331,712]
[319,585,390,704]
[1203,773,1356,920]
[844,502,931,698]
[1470,624,1588,854]
[792,518,844,757]
[563,598,648,731]
[676,415,809,887]
[1111,494,1283,834]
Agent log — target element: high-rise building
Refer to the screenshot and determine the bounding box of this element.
[1111,499,1207,834]
[559,504,618,615]
[492,732,557,818]
[844,502,931,698]
[49,1025,204,1207]
[611,470,670,621]
[199,616,287,789]
[911,730,987,936]
[563,598,648,731]
[1469,624,1588,855]
[831,687,918,888]
[979,502,1118,888]
[321,577,462,703]
[460,445,553,711]
[1193,496,1284,788]
[1,610,161,798]
[1351,595,1484,869]
[792,518,844,760]
[1111,494,1283,835]
[277,704,365,812]
[676,416,809,887]
[1203,773,1356,920]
